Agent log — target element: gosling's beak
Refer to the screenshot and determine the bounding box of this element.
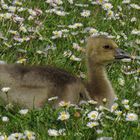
[115,48,131,59]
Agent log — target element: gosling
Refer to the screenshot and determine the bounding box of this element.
[0,35,131,109]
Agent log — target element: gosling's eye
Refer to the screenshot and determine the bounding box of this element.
[103,45,111,49]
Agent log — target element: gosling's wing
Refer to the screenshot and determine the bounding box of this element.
[19,65,78,88]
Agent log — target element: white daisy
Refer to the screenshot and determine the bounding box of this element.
[81,10,91,17]
[2,116,9,122]
[111,103,118,112]
[86,121,99,128]
[19,109,29,115]
[1,87,11,93]
[102,3,113,11]
[48,129,59,137]
[87,111,100,120]
[126,113,138,121]
[122,99,129,105]
[52,30,62,39]
[58,111,70,121]
[59,101,71,107]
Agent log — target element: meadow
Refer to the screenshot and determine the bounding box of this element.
[0,0,139,139]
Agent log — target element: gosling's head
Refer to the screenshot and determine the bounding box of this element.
[86,35,131,65]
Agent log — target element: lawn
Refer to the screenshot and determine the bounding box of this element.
[0,0,139,139]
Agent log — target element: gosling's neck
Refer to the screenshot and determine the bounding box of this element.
[87,61,116,107]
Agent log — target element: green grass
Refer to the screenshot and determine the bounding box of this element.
[0,0,139,139]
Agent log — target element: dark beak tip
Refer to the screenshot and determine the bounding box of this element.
[115,48,131,60]
[115,55,131,60]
